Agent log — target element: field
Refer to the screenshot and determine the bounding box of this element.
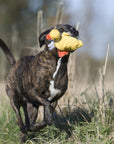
[0,51,114,144]
[0,4,114,144]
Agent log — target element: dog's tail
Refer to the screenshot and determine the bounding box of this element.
[0,39,16,66]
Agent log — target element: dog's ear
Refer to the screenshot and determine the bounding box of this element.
[39,29,52,47]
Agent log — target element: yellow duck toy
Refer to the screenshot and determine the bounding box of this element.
[46,28,83,57]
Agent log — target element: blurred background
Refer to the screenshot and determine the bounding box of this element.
[0,0,114,96]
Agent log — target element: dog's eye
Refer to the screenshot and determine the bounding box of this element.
[71,28,78,35]
[74,30,79,36]
[71,29,79,38]
[58,28,64,33]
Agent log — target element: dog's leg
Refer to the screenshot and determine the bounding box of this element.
[29,89,53,124]
[10,98,25,132]
[51,101,58,113]
[51,101,58,120]
[20,132,27,144]
[22,102,39,128]
[29,102,57,132]
[10,96,25,132]
[6,89,26,133]
[29,106,52,132]
[28,89,53,131]
[21,102,39,143]
[22,102,30,128]
[27,103,39,125]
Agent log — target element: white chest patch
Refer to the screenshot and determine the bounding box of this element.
[48,58,62,101]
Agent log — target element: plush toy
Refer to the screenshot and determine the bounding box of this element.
[49,29,83,51]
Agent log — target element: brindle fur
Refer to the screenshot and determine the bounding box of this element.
[0,24,79,143]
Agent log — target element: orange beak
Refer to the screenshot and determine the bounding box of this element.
[57,49,69,57]
[46,34,51,40]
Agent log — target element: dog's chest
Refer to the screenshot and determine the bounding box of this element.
[48,58,62,101]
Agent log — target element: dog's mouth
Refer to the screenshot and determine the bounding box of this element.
[46,28,83,58]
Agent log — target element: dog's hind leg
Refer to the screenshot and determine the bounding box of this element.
[6,89,25,133]
[10,97,25,132]
[22,102,30,128]
[21,102,39,143]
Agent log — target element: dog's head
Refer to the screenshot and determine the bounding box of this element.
[39,24,83,58]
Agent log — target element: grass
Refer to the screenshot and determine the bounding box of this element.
[0,92,113,144]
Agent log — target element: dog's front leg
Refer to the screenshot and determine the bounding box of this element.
[28,89,53,131]
[27,103,39,125]
[51,101,58,113]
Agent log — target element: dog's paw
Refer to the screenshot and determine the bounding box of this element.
[20,125,30,134]
[20,133,27,143]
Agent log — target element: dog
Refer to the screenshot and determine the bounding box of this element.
[0,24,82,142]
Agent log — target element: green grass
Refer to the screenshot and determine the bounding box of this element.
[0,97,113,144]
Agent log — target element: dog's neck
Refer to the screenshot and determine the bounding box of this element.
[36,47,70,65]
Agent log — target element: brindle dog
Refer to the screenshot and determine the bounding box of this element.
[0,24,79,142]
